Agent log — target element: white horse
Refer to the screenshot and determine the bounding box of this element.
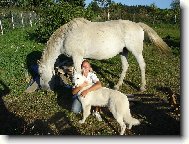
[38,18,170,90]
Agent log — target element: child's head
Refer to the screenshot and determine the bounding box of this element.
[81,60,92,73]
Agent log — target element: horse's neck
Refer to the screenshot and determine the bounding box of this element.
[41,40,63,71]
[41,25,67,70]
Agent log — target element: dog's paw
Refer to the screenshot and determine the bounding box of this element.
[128,124,132,130]
[79,120,85,124]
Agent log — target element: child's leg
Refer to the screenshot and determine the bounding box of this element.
[71,95,82,114]
[94,106,102,121]
[95,106,101,113]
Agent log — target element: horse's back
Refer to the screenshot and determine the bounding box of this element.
[63,18,144,59]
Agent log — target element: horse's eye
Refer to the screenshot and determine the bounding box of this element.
[77,78,79,79]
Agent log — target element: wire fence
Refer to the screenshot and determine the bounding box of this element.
[0,11,39,35]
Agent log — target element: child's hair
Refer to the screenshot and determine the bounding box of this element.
[81,59,90,67]
[81,59,93,72]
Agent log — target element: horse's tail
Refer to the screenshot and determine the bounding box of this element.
[138,22,171,53]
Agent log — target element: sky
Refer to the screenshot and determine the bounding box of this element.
[85,0,173,9]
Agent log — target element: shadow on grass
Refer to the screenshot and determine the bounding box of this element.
[48,112,79,135]
[91,63,139,90]
[26,51,42,79]
[55,84,73,111]
[22,112,79,135]
[163,35,180,56]
[130,93,180,135]
[0,80,27,135]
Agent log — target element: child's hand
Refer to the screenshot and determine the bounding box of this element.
[80,89,89,97]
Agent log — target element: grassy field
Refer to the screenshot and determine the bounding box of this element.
[0,24,180,135]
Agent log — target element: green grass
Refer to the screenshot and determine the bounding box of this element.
[0,24,180,135]
[0,28,44,95]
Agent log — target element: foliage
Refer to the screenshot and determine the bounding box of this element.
[170,0,180,10]
[35,3,80,42]
[34,1,98,42]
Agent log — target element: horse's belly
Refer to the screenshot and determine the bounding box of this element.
[85,46,123,60]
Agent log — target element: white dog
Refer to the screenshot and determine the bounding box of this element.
[73,73,140,135]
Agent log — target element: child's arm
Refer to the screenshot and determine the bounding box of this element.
[80,81,102,97]
[72,81,88,95]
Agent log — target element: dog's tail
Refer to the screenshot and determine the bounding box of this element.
[130,117,140,126]
[124,113,140,129]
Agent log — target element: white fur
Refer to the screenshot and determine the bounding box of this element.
[73,73,140,135]
[38,18,170,90]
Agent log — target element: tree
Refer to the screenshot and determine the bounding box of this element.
[170,0,180,23]
[93,0,113,20]
[94,0,112,8]
[88,1,101,12]
[149,2,158,24]
[62,0,85,7]
[170,0,180,10]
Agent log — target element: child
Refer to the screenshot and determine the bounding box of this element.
[72,60,102,121]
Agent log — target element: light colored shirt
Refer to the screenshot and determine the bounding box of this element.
[83,72,99,85]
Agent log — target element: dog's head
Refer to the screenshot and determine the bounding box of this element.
[73,73,85,87]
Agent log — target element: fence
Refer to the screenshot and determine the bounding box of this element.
[0,11,39,35]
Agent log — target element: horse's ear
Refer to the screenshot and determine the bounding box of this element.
[37,60,41,66]
[70,67,74,75]
[73,68,77,75]
[52,70,55,75]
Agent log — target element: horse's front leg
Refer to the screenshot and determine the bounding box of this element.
[114,51,129,90]
[72,55,84,73]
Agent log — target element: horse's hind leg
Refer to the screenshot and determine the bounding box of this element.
[114,50,129,90]
[134,53,146,91]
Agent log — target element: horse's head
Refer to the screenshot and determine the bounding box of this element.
[38,60,54,90]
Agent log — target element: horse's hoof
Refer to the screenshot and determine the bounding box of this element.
[114,85,119,90]
[79,120,85,124]
[140,87,146,92]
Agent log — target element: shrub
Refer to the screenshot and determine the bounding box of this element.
[35,2,98,42]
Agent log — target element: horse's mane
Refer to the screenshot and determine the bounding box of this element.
[40,18,89,64]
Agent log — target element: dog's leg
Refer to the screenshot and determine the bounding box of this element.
[79,105,91,124]
[116,116,126,135]
[128,124,132,129]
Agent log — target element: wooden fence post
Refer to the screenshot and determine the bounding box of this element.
[29,13,32,27]
[0,19,3,35]
[21,13,24,27]
[0,12,38,35]
[174,15,177,23]
[11,13,15,29]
